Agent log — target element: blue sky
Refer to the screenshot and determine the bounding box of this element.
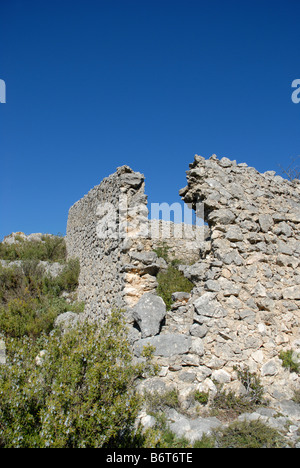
[0,0,299,240]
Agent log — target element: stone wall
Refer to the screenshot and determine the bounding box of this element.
[177,154,300,400]
[66,155,300,402]
[66,165,147,318]
[66,165,203,317]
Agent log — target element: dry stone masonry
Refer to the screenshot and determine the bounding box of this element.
[66,154,300,404]
[66,165,203,317]
[178,154,300,401]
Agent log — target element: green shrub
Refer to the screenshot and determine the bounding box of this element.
[211,389,252,419]
[144,388,180,414]
[0,263,25,303]
[211,367,266,419]
[153,241,194,310]
[235,366,265,405]
[54,259,80,292]
[158,427,190,448]
[0,311,154,448]
[0,235,66,263]
[0,296,81,339]
[293,389,300,404]
[156,265,193,310]
[194,390,209,405]
[193,434,216,448]
[0,258,81,339]
[153,242,170,264]
[153,242,188,267]
[279,349,300,374]
[143,412,216,448]
[217,420,285,448]
[147,413,191,448]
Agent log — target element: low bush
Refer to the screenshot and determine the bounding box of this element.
[0,263,26,303]
[211,367,267,420]
[194,390,209,405]
[0,259,81,339]
[156,266,193,310]
[0,296,82,339]
[279,349,300,374]
[153,242,170,264]
[0,311,154,448]
[144,388,180,414]
[0,235,67,263]
[216,419,285,448]
[293,389,300,404]
[54,258,80,292]
[144,413,191,449]
[153,242,193,310]
[140,412,216,448]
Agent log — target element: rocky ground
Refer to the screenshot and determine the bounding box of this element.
[137,379,300,447]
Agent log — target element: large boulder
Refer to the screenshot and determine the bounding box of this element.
[166,408,221,443]
[54,312,80,332]
[134,333,191,357]
[131,293,166,338]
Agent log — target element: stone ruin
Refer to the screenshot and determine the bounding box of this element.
[66,154,300,403]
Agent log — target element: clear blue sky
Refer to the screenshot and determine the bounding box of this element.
[0,0,299,240]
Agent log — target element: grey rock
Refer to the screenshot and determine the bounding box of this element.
[275,222,292,237]
[39,261,65,278]
[0,340,6,365]
[142,377,167,394]
[54,312,79,331]
[258,214,274,233]
[0,259,64,278]
[120,172,144,188]
[179,262,208,282]
[283,285,300,300]
[219,157,233,168]
[138,413,157,430]
[222,250,244,266]
[134,333,191,357]
[190,337,205,355]
[188,418,221,444]
[237,411,289,433]
[287,209,300,223]
[238,309,256,324]
[129,251,158,265]
[131,293,166,338]
[190,323,208,338]
[167,409,221,443]
[127,326,141,345]
[167,410,192,438]
[171,292,191,302]
[194,293,227,319]
[208,209,235,225]
[219,278,241,296]
[225,226,244,242]
[211,369,231,384]
[179,371,197,382]
[204,280,220,292]
[261,359,281,377]
[274,400,300,422]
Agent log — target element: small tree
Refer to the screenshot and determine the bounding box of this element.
[280,156,300,181]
